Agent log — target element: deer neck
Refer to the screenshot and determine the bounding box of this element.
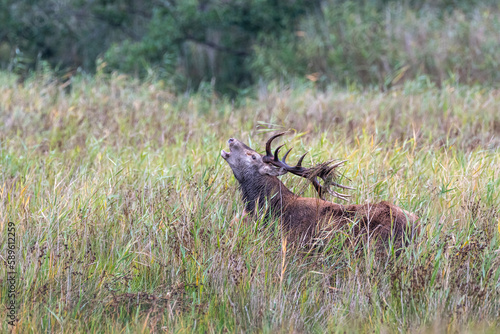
[238,175,294,215]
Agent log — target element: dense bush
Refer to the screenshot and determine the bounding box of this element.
[103,0,315,93]
[0,0,151,72]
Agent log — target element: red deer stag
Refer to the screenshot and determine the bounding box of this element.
[221,133,419,245]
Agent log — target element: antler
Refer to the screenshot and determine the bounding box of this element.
[262,132,354,201]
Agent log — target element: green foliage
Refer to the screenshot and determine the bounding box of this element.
[0,0,151,71]
[104,0,315,94]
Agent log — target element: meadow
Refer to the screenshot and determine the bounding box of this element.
[1,73,500,333]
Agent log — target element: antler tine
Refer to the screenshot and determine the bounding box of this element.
[265,132,286,159]
[282,148,293,163]
[296,152,308,167]
[327,187,351,199]
[273,145,284,162]
[330,182,355,190]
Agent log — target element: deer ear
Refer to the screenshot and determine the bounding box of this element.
[259,164,287,176]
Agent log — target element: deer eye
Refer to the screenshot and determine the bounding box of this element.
[252,155,256,160]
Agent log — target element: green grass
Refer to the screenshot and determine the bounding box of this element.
[1,72,499,333]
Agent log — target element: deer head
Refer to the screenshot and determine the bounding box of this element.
[221,133,352,200]
[221,137,286,182]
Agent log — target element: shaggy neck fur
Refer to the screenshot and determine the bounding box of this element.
[238,174,294,215]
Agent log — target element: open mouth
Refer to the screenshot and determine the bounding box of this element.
[221,138,235,159]
[221,148,230,159]
[221,140,232,159]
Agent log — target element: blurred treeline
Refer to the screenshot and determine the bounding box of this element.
[1,0,499,94]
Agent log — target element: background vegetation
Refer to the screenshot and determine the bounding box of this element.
[1,0,499,93]
[0,73,499,332]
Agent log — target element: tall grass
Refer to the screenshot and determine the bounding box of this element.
[1,72,499,332]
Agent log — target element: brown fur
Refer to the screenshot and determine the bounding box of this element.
[221,137,419,245]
